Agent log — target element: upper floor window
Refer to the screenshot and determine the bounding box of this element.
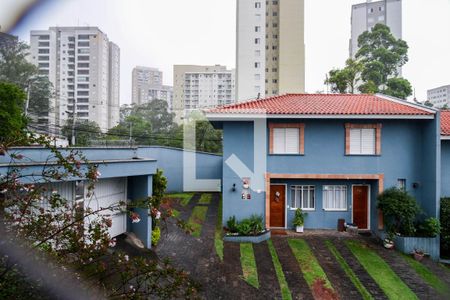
[255,2,261,8]
[269,123,304,155]
[345,123,381,155]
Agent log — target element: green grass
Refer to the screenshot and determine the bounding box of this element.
[401,254,450,296]
[187,206,208,237]
[325,240,373,300]
[346,240,417,300]
[198,193,212,205]
[214,196,224,261]
[268,240,292,300]
[288,239,334,290]
[240,243,259,288]
[172,209,180,217]
[165,192,194,206]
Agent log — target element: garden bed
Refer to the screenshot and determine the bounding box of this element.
[223,230,271,243]
[394,236,440,261]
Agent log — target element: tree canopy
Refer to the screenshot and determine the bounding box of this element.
[0,41,53,124]
[0,82,27,142]
[62,119,102,146]
[325,24,412,99]
[107,101,222,153]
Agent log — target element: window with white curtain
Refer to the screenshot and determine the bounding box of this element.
[291,186,315,210]
[323,185,347,211]
[349,128,375,155]
[273,128,299,154]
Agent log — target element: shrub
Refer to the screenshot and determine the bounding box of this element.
[237,219,252,236]
[416,217,441,237]
[152,226,161,246]
[248,214,263,235]
[227,215,264,236]
[377,187,420,236]
[441,198,450,258]
[226,216,239,233]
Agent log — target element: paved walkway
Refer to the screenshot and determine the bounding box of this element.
[154,192,450,300]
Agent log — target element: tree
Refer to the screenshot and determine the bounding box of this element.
[0,82,27,142]
[356,23,408,80]
[0,41,53,123]
[326,24,413,99]
[325,59,363,94]
[424,101,434,108]
[62,119,102,146]
[384,77,413,99]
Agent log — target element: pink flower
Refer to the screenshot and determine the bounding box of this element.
[155,211,161,220]
[131,212,141,224]
[109,238,117,247]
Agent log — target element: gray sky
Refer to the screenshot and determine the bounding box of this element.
[7,0,450,104]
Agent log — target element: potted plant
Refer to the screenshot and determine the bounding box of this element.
[383,231,395,249]
[293,208,307,233]
[413,248,425,261]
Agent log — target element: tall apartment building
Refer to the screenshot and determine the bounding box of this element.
[428,85,450,108]
[350,0,402,58]
[131,66,173,110]
[29,27,120,131]
[236,0,305,102]
[173,65,235,122]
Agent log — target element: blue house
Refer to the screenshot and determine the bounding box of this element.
[0,147,157,248]
[207,94,440,233]
[441,111,450,197]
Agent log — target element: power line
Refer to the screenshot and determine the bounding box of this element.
[28,122,223,143]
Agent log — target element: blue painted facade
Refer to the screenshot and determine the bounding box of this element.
[441,140,450,197]
[218,117,441,233]
[137,146,222,192]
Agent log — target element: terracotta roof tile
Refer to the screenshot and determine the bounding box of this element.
[208,94,433,116]
[441,110,450,136]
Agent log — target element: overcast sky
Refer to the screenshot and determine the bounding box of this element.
[7,0,450,104]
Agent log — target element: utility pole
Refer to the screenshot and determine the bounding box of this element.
[71,97,77,146]
[129,122,133,146]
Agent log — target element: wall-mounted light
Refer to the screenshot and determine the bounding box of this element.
[231,183,236,192]
[412,182,420,189]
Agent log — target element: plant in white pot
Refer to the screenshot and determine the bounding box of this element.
[293,208,307,233]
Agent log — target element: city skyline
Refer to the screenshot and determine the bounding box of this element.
[7,0,450,104]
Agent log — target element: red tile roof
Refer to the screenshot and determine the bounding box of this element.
[208,94,433,116]
[441,110,450,136]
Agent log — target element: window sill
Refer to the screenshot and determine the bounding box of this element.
[289,208,315,211]
[345,154,380,157]
[270,153,304,156]
[323,209,348,212]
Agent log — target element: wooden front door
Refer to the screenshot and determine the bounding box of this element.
[270,185,285,228]
[352,185,369,229]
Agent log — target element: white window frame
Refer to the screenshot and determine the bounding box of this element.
[273,128,300,154]
[349,128,376,155]
[322,185,348,211]
[290,185,315,211]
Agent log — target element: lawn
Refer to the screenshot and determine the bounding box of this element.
[401,254,450,296]
[288,239,334,292]
[172,209,180,217]
[240,243,259,288]
[165,193,194,206]
[268,240,292,300]
[346,240,417,300]
[214,196,224,261]
[187,206,208,237]
[198,193,212,205]
[325,240,373,300]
